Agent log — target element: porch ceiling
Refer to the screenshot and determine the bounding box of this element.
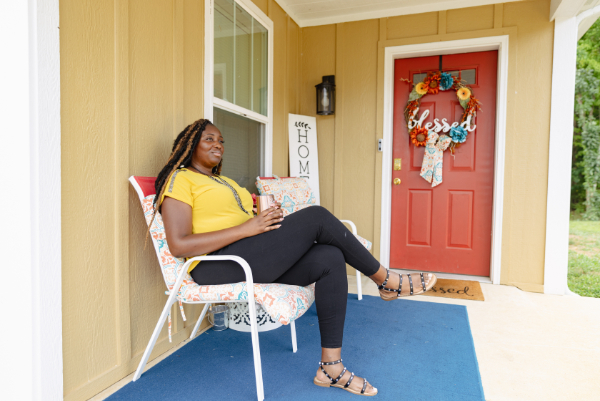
[277,0,526,27]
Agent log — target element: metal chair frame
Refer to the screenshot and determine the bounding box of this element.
[130,176,300,401]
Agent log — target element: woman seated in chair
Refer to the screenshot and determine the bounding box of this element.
[156,118,437,397]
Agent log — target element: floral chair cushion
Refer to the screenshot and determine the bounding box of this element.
[255,177,372,251]
[141,195,315,326]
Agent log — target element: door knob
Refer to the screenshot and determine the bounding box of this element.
[393,178,401,185]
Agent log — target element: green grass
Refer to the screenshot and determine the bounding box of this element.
[568,221,600,298]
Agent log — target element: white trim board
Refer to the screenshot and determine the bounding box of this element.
[204,0,274,177]
[544,17,578,296]
[0,0,63,398]
[276,0,524,28]
[379,36,509,286]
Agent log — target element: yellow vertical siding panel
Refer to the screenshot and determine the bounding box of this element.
[127,0,176,358]
[181,0,208,330]
[183,0,204,126]
[252,0,268,15]
[333,24,344,216]
[288,18,299,116]
[494,4,504,29]
[438,10,447,35]
[447,5,495,33]
[336,18,379,245]
[113,0,133,389]
[60,0,119,397]
[299,25,336,211]
[500,0,554,289]
[269,0,289,176]
[386,12,438,39]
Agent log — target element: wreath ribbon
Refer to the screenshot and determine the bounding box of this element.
[420,132,452,187]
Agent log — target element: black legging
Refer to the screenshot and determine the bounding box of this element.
[190,206,381,348]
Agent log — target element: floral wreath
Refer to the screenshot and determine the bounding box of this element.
[403,71,481,151]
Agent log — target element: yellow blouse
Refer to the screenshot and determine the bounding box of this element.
[160,168,253,272]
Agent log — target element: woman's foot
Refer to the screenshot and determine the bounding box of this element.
[377,269,436,300]
[314,360,377,396]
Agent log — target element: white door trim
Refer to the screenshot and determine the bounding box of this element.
[204,0,274,176]
[380,35,510,285]
[1,0,63,398]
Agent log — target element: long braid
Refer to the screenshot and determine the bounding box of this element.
[213,159,223,175]
[146,119,212,243]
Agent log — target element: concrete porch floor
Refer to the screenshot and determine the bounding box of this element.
[348,275,600,401]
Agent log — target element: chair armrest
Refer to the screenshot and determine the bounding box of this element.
[167,255,256,307]
[339,219,357,235]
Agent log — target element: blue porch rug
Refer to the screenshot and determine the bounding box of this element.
[108,295,484,401]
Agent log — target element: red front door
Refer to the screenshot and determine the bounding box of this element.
[389,51,497,276]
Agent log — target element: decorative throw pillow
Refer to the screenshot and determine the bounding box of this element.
[255,176,316,216]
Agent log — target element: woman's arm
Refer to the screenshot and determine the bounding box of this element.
[161,196,283,258]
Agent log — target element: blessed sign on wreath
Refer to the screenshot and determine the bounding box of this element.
[401,71,482,187]
[403,71,481,151]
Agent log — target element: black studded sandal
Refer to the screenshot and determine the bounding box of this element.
[378,270,437,301]
[313,359,377,396]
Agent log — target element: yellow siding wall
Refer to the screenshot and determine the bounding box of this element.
[300,0,554,291]
[59,0,299,399]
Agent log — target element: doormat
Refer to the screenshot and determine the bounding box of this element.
[423,278,485,301]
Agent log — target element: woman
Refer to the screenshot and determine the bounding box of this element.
[155,118,437,397]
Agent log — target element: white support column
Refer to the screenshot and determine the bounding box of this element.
[0,3,33,398]
[544,16,578,295]
[0,0,62,399]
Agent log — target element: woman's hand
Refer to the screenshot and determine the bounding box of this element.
[241,206,284,237]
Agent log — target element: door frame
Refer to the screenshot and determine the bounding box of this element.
[380,35,509,285]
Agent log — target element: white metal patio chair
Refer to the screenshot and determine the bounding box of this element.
[256,176,373,300]
[129,176,316,401]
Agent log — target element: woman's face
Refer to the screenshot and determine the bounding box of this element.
[192,124,224,170]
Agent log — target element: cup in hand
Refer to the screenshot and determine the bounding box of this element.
[256,194,276,214]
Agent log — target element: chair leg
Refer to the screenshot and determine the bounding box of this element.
[356,269,363,300]
[133,297,177,381]
[248,300,264,401]
[290,321,297,353]
[189,303,210,340]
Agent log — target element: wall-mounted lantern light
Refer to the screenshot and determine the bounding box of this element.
[316,75,335,115]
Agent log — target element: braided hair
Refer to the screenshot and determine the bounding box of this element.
[148,118,222,232]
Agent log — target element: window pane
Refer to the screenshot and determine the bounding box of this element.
[214,0,268,116]
[413,69,477,86]
[214,0,234,102]
[252,20,268,115]
[213,107,265,194]
[413,72,427,83]
[445,69,476,85]
[459,69,476,85]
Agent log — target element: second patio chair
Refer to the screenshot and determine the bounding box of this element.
[255,176,373,300]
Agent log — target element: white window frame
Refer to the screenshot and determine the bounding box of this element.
[204,0,274,177]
